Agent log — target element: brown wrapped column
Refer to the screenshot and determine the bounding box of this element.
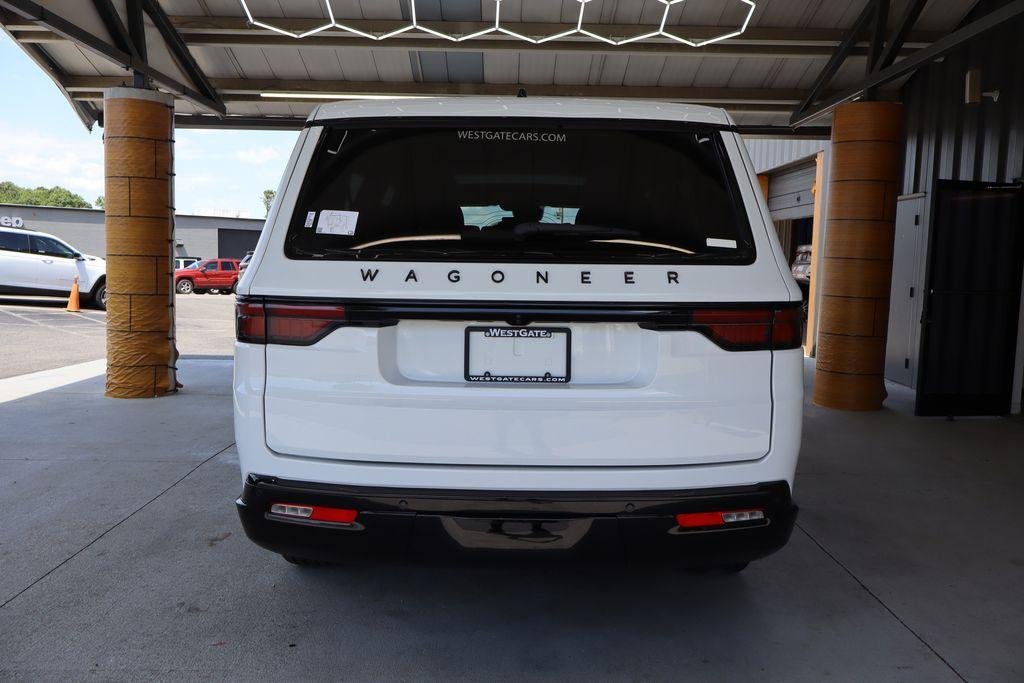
[813,101,902,410]
[103,87,177,398]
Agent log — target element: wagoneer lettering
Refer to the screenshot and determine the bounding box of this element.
[233,98,803,571]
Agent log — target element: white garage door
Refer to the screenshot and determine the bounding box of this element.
[767,162,817,221]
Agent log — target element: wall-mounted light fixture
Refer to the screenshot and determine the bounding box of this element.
[965,69,1000,104]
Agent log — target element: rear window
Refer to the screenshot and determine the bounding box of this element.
[285,120,755,264]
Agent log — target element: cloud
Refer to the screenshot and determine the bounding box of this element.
[0,121,104,199]
[235,146,283,165]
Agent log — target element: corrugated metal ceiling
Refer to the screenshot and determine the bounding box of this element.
[0,0,985,128]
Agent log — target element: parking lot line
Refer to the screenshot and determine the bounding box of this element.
[0,359,106,404]
[0,306,101,338]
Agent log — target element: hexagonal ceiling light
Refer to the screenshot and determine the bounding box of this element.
[236,0,756,46]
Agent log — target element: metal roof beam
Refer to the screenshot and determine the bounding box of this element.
[162,78,813,105]
[864,0,890,99]
[15,29,921,59]
[171,113,833,139]
[791,0,879,123]
[175,32,917,60]
[0,0,225,115]
[174,114,306,130]
[91,0,136,58]
[875,0,930,72]
[791,0,1024,127]
[0,24,99,129]
[140,0,222,108]
[64,76,824,109]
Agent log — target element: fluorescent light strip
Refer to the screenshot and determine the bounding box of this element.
[235,0,756,48]
[260,93,433,100]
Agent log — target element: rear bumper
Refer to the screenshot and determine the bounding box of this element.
[236,475,797,565]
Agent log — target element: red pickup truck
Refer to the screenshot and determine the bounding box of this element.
[174,258,240,295]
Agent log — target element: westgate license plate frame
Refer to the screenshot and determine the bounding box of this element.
[464,326,571,384]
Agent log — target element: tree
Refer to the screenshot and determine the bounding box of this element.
[0,181,91,209]
[261,189,276,216]
[95,196,105,209]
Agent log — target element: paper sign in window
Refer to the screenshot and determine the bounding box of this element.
[316,210,359,236]
[706,237,737,249]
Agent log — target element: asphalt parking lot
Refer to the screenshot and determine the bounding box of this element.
[1,301,1023,680]
[0,294,236,379]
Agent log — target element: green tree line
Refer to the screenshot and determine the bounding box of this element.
[0,180,94,209]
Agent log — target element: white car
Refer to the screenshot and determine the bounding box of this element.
[0,226,107,309]
[233,97,803,571]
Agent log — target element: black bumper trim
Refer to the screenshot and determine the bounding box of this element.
[237,475,797,565]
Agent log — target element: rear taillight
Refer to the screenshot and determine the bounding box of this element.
[236,302,265,343]
[771,307,803,349]
[235,301,347,345]
[690,307,801,351]
[691,309,772,350]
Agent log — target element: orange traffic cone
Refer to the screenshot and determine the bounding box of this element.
[66,275,81,312]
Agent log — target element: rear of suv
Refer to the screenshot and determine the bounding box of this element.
[234,98,803,571]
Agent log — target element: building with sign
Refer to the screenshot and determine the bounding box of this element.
[0,203,263,261]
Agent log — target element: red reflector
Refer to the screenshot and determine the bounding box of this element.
[675,512,727,528]
[309,506,358,524]
[675,509,765,528]
[270,502,358,524]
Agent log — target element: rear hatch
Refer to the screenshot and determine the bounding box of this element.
[253,119,797,468]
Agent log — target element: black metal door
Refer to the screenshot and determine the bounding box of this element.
[217,228,260,259]
[916,180,1023,416]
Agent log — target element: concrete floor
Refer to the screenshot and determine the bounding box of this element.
[0,359,1022,681]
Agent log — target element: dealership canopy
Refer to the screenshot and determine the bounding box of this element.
[3,0,1019,136]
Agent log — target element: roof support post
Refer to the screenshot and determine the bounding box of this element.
[813,101,903,411]
[102,87,179,398]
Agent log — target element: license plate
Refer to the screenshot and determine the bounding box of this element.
[464,326,571,384]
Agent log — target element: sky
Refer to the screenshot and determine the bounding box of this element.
[0,33,298,218]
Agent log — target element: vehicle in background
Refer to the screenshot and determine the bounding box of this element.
[174,258,240,295]
[175,256,201,270]
[791,245,811,285]
[791,244,812,319]
[0,226,107,309]
[237,251,254,275]
[233,97,804,572]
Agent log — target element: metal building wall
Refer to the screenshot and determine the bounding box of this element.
[743,139,830,175]
[901,4,1024,194]
[0,204,263,261]
[898,0,1024,411]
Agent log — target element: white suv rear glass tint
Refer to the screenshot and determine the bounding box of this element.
[285,121,755,264]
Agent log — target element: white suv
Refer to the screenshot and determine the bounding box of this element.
[234,98,803,571]
[0,227,107,309]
